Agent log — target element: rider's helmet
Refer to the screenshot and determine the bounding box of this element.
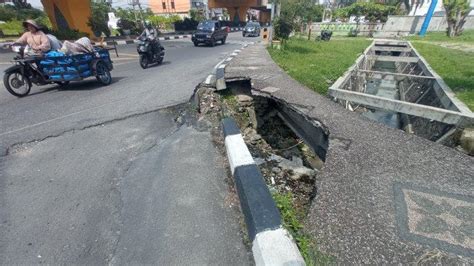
[144,20,152,29]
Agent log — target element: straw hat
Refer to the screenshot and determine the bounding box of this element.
[22,19,41,30]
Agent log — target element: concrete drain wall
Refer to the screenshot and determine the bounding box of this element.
[329,39,474,147]
[212,81,329,210]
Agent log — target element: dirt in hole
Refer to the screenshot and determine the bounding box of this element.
[197,81,324,213]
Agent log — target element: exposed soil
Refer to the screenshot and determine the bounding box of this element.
[196,81,324,214]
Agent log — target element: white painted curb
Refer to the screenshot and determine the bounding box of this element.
[253,227,305,266]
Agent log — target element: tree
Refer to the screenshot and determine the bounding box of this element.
[334,2,399,22]
[443,0,472,37]
[12,0,31,9]
[279,0,323,30]
[88,1,111,37]
[273,16,293,43]
[190,9,206,22]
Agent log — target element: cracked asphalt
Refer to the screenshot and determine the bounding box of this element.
[0,33,253,264]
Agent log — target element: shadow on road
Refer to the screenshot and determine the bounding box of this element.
[26,77,126,96]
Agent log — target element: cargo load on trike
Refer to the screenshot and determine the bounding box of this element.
[3,46,114,97]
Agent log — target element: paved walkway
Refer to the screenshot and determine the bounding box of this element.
[224,43,474,264]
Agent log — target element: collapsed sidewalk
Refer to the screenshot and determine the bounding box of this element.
[222,43,474,264]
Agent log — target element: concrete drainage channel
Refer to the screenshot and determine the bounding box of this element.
[329,39,474,153]
[193,80,330,265]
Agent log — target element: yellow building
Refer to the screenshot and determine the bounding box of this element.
[40,0,94,37]
[208,0,270,23]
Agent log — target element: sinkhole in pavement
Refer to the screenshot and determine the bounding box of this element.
[197,80,329,212]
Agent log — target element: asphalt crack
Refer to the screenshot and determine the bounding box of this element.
[2,103,188,157]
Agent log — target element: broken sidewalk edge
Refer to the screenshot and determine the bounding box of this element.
[222,117,305,266]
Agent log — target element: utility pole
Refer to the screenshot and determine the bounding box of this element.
[418,0,438,36]
[129,0,144,27]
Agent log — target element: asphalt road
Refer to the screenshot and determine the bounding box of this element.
[0,32,255,264]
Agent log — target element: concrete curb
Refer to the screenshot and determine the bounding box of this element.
[222,117,305,266]
[203,42,253,89]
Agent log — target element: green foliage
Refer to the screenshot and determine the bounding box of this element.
[88,1,111,37]
[50,28,89,40]
[117,18,141,35]
[273,16,293,42]
[443,0,472,36]
[281,0,324,25]
[412,42,474,110]
[149,15,182,30]
[334,2,399,22]
[174,18,199,31]
[12,0,31,9]
[36,15,52,29]
[268,37,371,94]
[272,192,334,265]
[407,30,474,43]
[190,9,206,22]
[0,4,47,23]
[114,7,136,22]
[0,20,23,35]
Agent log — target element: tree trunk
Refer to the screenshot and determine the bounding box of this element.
[404,0,411,13]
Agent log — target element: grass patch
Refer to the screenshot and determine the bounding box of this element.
[413,42,474,111]
[268,37,371,95]
[0,20,23,36]
[407,30,474,44]
[272,192,334,265]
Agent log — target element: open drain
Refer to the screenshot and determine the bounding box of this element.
[196,80,328,211]
[329,40,474,150]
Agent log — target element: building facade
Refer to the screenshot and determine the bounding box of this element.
[149,0,192,16]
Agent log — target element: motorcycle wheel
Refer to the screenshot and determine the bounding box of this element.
[4,70,31,97]
[95,61,112,85]
[140,54,149,69]
[193,41,199,47]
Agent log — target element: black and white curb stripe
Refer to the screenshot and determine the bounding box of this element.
[98,34,191,46]
[230,27,244,32]
[204,42,253,89]
[222,118,305,266]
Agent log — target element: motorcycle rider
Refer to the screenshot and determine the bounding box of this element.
[15,19,51,55]
[139,21,160,56]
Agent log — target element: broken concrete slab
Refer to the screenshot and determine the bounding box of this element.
[460,128,474,155]
[224,43,474,264]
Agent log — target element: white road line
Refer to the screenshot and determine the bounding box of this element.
[205,74,213,84]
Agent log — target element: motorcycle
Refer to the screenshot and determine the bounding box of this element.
[137,37,165,69]
[3,44,113,97]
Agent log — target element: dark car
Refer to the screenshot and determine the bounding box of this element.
[192,20,228,47]
[242,22,261,37]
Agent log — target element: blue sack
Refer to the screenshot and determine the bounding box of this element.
[80,70,92,77]
[64,74,79,80]
[41,51,67,66]
[45,51,65,57]
[77,64,90,71]
[58,58,73,65]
